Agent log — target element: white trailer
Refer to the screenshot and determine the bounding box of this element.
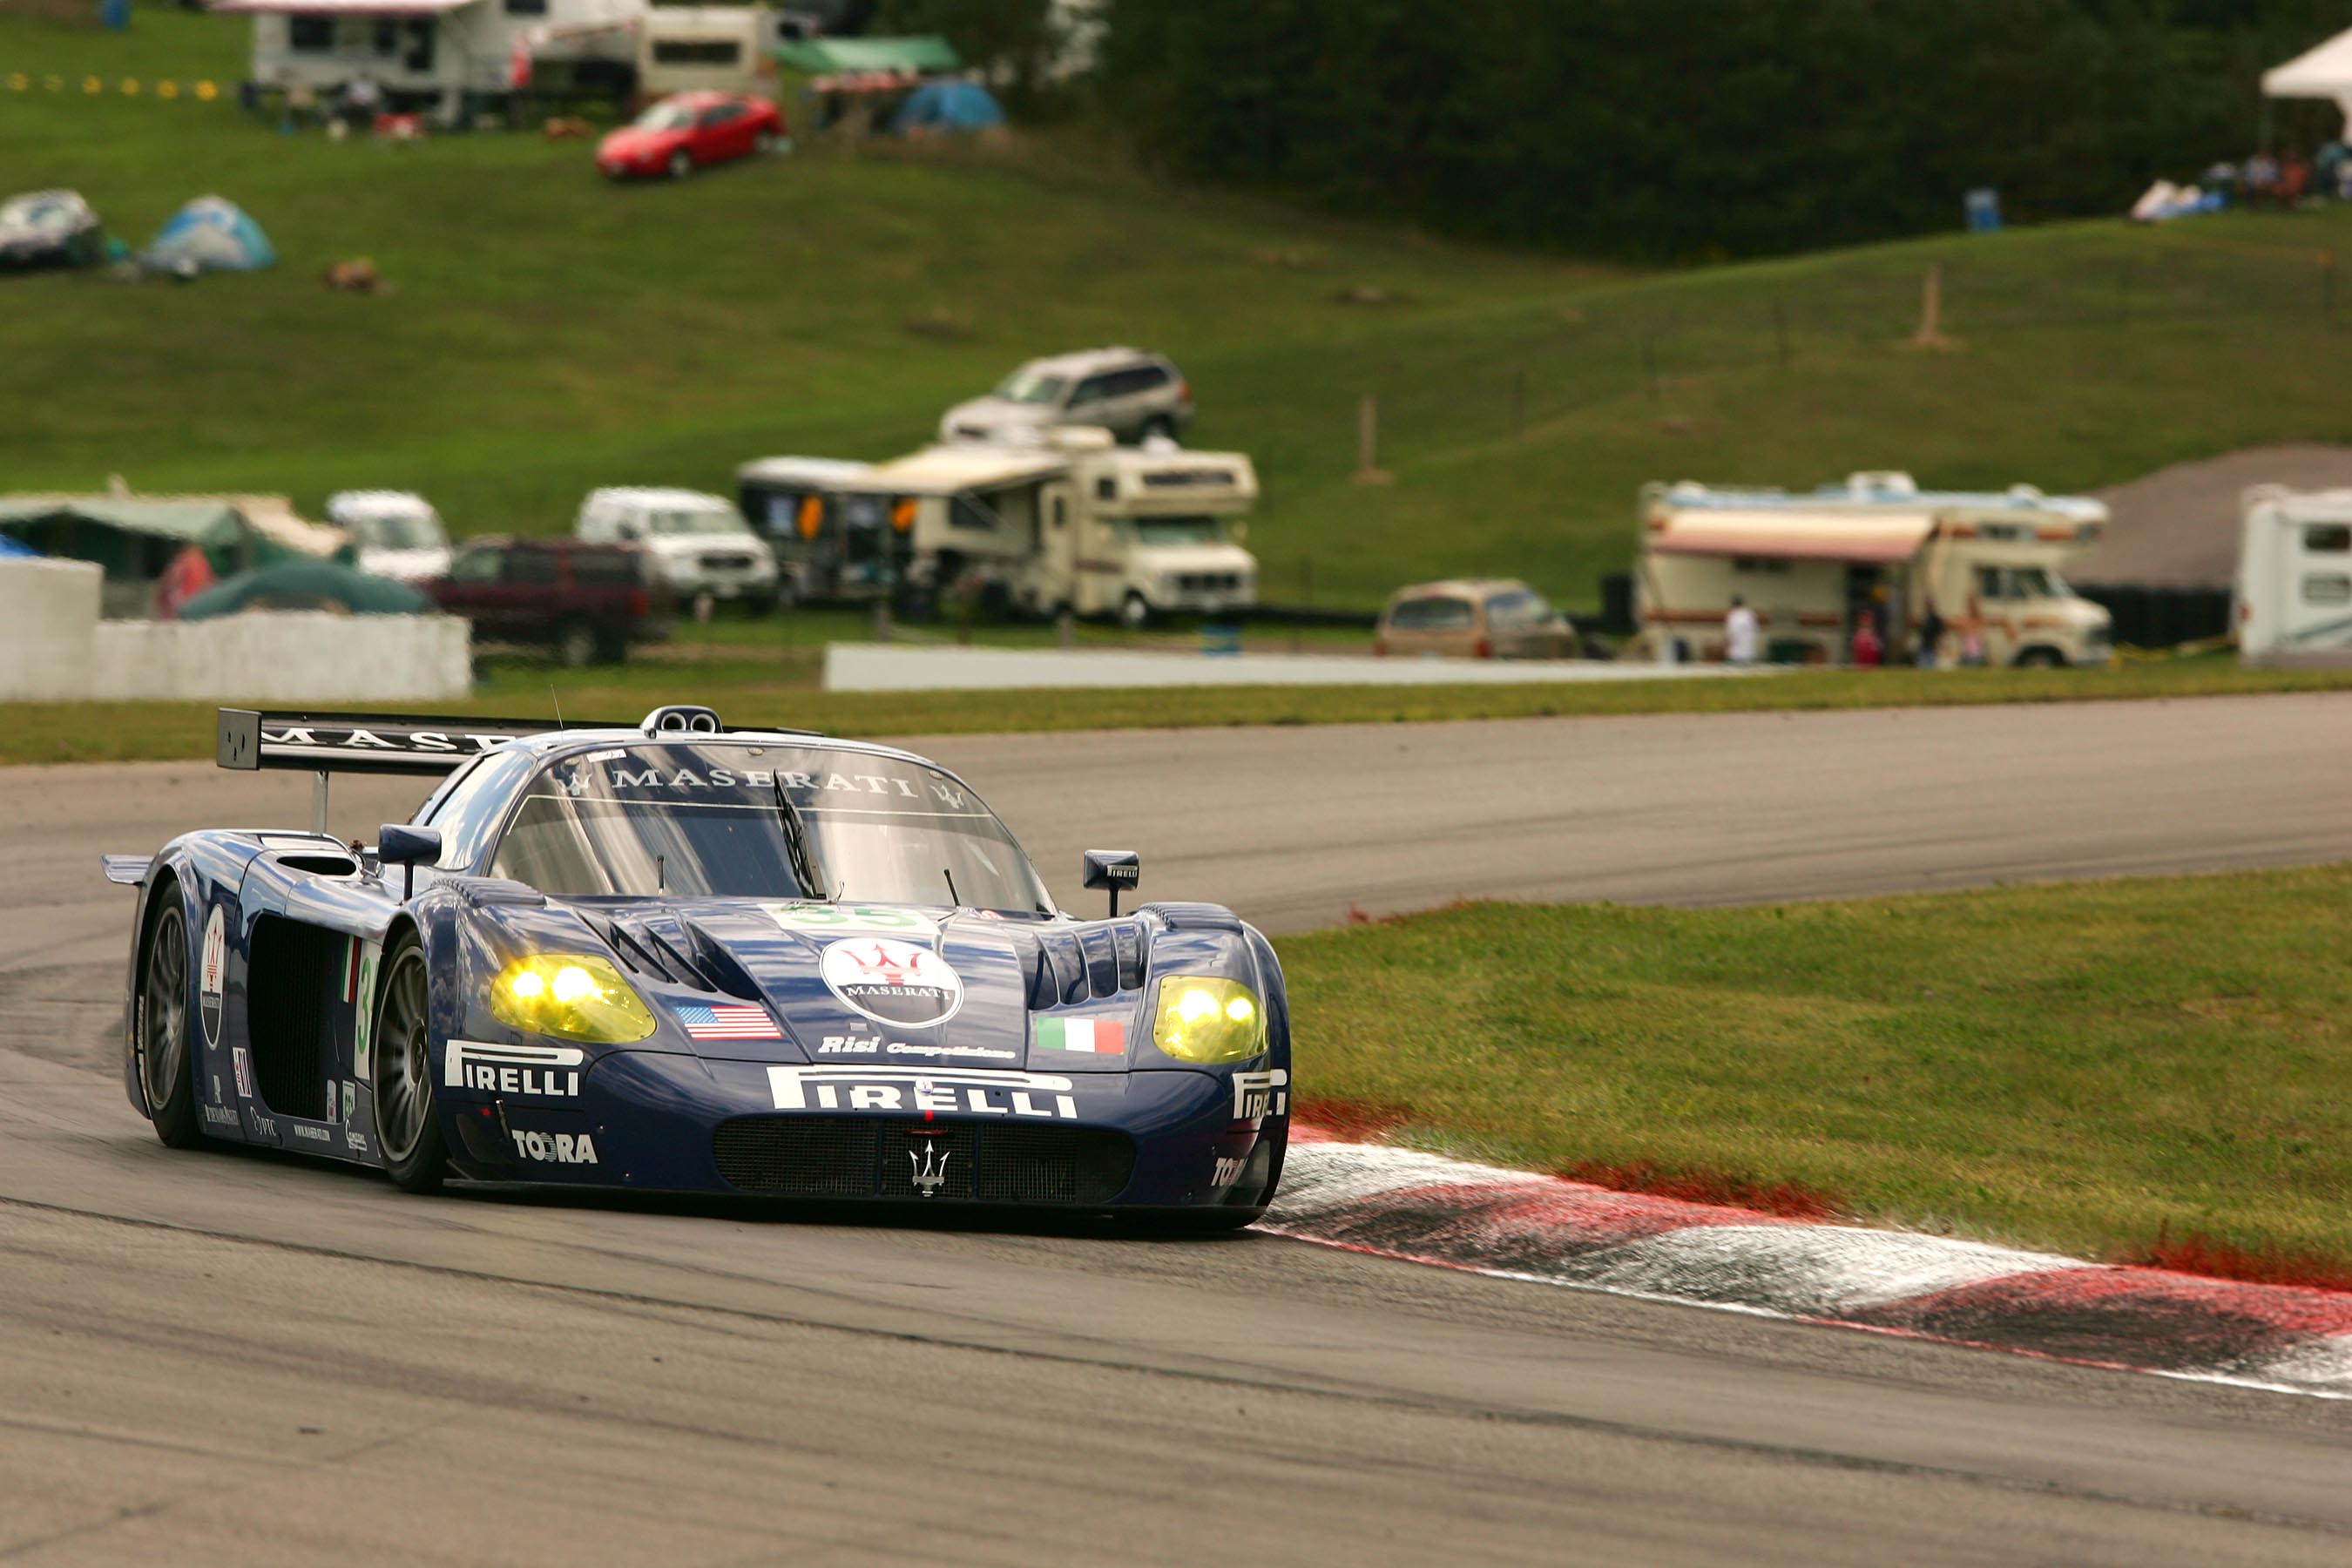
[2235,485,2352,665]
[219,0,643,125]
[1638,471,2112,666]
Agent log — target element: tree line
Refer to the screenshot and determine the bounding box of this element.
[1089,0,2349,258]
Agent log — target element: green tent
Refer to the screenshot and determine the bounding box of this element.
[774,34,960,74]
[0,495,252,614]
[0,496,246,581]
[178,559,431,621]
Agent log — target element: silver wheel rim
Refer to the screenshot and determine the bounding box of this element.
[141,905,188,1109]
[375,948,433,1162]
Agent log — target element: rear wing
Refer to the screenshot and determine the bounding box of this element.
[219,708,621,835]
[216,709,592,777]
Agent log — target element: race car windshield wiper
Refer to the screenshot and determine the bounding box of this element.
[771,776,828,901]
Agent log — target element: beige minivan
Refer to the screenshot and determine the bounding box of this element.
[1374,578,1578,659]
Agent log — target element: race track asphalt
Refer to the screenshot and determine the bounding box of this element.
[2,693,2348,1565]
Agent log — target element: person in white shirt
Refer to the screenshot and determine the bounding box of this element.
[1724,596,1760,666]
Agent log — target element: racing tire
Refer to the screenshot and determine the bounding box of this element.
[667,150,693,180]
[1119,591,1152,631]
[138,896,204,1149]
[372,932,448,1193]
[554,618,596,669]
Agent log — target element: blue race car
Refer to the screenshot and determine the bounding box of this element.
[111,706,1289,1225]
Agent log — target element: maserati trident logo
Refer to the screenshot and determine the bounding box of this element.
[819,937,963,1028]
[908,1139,953,1197]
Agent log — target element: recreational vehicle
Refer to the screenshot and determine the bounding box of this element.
[1638,471,2112,666]
[223,0,754,125]
[736,429,1258,623]
[2235,485,2352,666]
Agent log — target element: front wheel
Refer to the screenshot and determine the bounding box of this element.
[754,130,781,156]
[139,898,204,1148]
[372,932,448,1193]
[1119,591,1152,631]
[2012,645,2065,669]
[667,150,693,180]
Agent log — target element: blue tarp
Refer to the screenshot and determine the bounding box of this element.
[892,80,1004,136]
[0,533,39,558]
[145,196,275,274]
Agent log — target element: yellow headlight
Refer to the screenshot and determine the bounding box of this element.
[1152,976,1265,1064]
[490,955,654,1044]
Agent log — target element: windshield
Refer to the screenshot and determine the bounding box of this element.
[633,102,694,132]
[351,510,446,551]
[488,743,1053,913]
[1483,589,1553,631]
[993,368,1066,405]
[1132,517,1227,547]
[642,507,749,537]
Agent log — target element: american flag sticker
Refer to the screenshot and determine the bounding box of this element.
[674,1003,781,1041]
[1036,1017,1123,1054]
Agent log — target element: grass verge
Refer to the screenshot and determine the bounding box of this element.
[3,657,2349,767]
[1277,867,2352,1282]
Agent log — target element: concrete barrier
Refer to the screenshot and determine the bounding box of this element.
[823,643,1768,693]
[88,612,473,701]
[0,558,103,700]
[1,560,472,702]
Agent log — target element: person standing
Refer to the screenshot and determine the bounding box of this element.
[1916,599,1946,668]
[1724,595,1760,666]
[1851,608,1883,668]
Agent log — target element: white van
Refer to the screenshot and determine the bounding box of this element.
[326,490,453,584]
[2235,485,2352,665]
[575,487,779,611]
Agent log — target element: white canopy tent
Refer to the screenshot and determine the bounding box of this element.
[2263,27,2352,139]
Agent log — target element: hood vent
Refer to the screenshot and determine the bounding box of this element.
[601,916,712,992]
[1031,920,1146,1008]
[598,913,762,1000]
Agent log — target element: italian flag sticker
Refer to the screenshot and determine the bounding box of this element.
[1037,1017,1123,1054]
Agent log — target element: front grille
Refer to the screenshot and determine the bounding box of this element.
[713,1117,1135,1205]
[712,1118,874,1197]
[976,1124,1132,1204]
[1175,572,1242,593]
[700,552,755,571]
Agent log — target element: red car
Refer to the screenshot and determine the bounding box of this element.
[597,92,787,180]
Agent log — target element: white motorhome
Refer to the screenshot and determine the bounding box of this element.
[1639,471,2112,666]
[738,429,1257,624]
[2235,485,2352,665]
[220,0,642,125]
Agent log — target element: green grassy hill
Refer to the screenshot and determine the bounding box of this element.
[9,4,2352,610]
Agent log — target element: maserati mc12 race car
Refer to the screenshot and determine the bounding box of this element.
[110,706,1289,1224]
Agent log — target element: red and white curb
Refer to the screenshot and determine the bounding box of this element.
[1265,1137,2352,1398]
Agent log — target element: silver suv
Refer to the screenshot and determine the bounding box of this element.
[939,348,1193,445]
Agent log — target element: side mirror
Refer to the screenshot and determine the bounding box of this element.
[378,823,442,898]
[1081,849,1140,917]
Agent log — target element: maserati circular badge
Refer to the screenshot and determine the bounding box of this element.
[819,938,963,1029]
[199,905,226,1046]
